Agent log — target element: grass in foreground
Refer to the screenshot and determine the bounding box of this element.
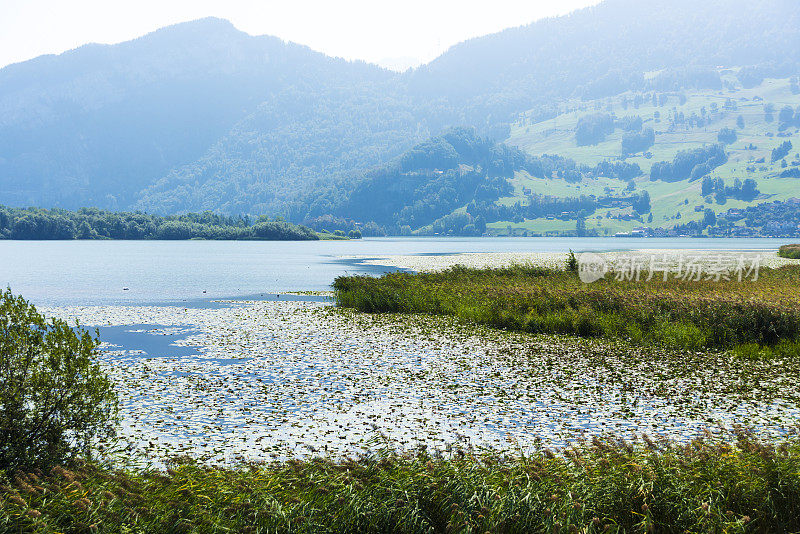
[778,244,800,259]
[2,433,799,533]
[334,264,800,354]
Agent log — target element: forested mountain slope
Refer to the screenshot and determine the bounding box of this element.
[133,82,423,215]
[0,18,407,211]
[407,0,800,128]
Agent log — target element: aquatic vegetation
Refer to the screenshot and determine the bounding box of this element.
[37,300,800,467]
[334,263,800,352]
[2,431,800,532]
[779,244,800,259]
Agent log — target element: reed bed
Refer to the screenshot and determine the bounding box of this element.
[778,245,800,260]
[334,264,800,353]
[2,431,799,533]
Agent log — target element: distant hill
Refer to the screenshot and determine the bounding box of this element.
[307,76,800,237]
[301,127,659,236]
[0,18,414,212]
[1,0,800,230]
[306,127,528,233]
[133,76,422,215]
[407,0,800,127]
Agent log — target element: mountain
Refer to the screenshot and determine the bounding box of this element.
[493,74,800,237]
[1,0,800,233]
[134,74,422,215]
[0,18,415,212]
[311,127,525,229]
[406,0,800,125]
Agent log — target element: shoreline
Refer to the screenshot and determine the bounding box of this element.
[351,248,800,273]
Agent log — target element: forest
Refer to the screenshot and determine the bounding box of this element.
[649,145,728,182]
[298,127,651,235]
[0,207,319,240]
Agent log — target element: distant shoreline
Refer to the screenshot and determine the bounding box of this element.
[353,248,800,273]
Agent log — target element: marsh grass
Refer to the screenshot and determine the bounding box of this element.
[334,264,800,353]
[778,244,800,260]
[2,432,799,533]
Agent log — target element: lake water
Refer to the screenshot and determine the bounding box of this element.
[0,237,790,306]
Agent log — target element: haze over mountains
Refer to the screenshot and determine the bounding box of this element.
[2,0,800,235]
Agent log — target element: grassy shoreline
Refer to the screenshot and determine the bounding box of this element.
[778,244,800,259]
[2,433,799,532]
[334,263,800,355]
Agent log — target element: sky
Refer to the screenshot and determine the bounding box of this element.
[0,0,599,71]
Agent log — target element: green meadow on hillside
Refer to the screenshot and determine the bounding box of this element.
[480,74,800,236]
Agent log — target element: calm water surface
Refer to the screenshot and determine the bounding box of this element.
[0,237,788,306]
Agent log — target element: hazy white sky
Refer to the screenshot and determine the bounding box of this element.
[0,0,599,71]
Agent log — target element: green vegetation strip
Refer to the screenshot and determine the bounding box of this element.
[778,244,800,260]
[0,206,320,241]
[334,264,800,354]
[2,433,799,532]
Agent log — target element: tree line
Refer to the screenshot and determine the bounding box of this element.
[0,207,319,240]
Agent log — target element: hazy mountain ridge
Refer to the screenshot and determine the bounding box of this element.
[134,80,424,215]
[0,17,399,210]
[411,0,800,102]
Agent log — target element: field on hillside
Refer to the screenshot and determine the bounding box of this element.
[483,74,800,235]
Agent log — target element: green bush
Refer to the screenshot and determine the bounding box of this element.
[778,244,800,259]
[0,289,117,470]
[566,250,579,272]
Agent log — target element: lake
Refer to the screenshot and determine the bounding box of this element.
[0,237,790,306]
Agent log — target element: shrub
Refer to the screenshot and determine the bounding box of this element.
[717,127,737,145]
[621,127,655,155]
[0,289,117,470]
[575,113,614,146]
[779,244,800,259]
[772,140,793,163]
[566,250,579,272]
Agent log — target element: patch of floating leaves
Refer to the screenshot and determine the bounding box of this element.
[43,300,800,467]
